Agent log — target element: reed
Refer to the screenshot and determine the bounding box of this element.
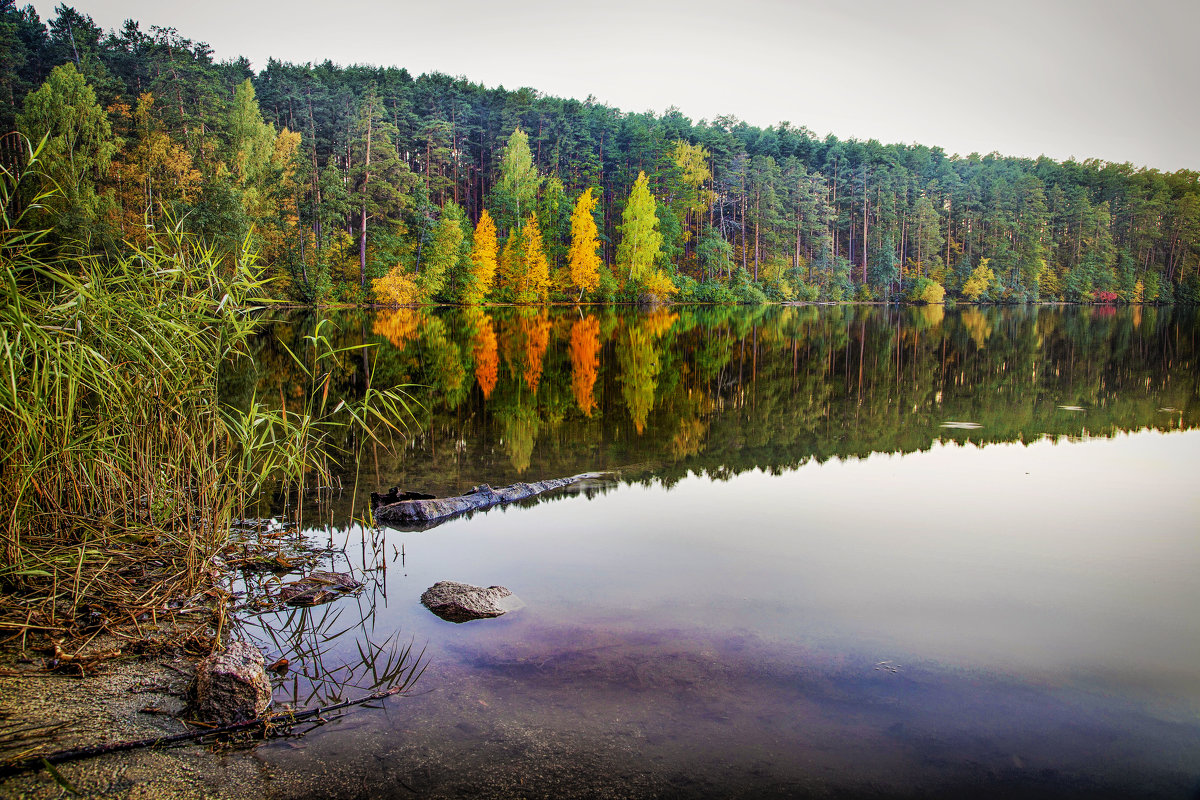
[0,140,413,638]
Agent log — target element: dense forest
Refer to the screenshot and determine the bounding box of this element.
[4,3,1200,305]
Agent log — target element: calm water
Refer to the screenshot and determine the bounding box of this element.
[224,305,1200,799]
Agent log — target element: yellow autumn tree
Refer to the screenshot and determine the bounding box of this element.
[108,93,202,245]
[372,268,421,306]
[962,259,996,302]
[496,229,521,301]
[517,212,550,303]
[464,209,498,304]
[568,188,602,301]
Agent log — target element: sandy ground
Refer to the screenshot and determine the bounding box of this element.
[0,637,271,799]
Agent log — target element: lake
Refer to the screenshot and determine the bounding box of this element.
[223,304,1200,799]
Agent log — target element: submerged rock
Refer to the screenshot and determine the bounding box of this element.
[420,581,518,623]
[189,641,272,724]
[277,570,362,606]
[373,472,609,529]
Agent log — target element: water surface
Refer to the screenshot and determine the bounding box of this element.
[225,305,1200,799]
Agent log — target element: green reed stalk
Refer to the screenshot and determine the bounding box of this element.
[0,140,414,633]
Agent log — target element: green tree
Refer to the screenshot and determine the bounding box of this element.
[616,171,663,288]
[17,62,117,248]
[492,127,541,235]
[420,200,467,299]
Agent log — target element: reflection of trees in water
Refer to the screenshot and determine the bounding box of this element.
[960,308,992,348]
[372,308,421,349]
[500,405,539,473]
[617,310,678,434]
[226,305,1200,503]
[500,309,551,395]
[468,311,499,400]
[570,315,600,417]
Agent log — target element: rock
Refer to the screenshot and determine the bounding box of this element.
[374,472,611,529]
[420,581,519,623]
[188,641,272,724]
[277,570,362,606]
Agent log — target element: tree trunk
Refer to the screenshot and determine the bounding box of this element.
[360,111,372,289]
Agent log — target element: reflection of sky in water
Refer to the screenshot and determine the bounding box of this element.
[248,430,1200,798]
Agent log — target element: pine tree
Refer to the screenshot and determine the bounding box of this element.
[464,209,498,304]
[568,188,602,301]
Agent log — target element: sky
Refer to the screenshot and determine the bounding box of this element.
[29,0,1200,171]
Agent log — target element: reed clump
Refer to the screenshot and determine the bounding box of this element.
[0,142,411,643]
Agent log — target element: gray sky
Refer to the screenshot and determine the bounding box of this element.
[31,0,1200,170]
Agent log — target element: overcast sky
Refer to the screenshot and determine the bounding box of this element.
[30,0,1200,171]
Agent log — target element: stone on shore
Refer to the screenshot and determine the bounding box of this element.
[188,641,272,724]
[420,581,518,623]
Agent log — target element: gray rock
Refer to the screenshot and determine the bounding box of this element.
[189,641,272,724]
[420,581,519,623]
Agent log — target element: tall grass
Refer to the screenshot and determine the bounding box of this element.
[0,141,413,637]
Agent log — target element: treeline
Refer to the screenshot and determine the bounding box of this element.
[4,3,1200,305]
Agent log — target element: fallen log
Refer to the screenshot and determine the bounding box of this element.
[371,472,610,529]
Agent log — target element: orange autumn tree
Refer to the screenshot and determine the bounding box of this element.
[463,209,498,304]
[568,188,602,301]
[570,314,601,416]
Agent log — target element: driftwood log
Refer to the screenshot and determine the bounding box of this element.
[371,472,609,529]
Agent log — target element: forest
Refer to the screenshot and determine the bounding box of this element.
[4,2,1200,306]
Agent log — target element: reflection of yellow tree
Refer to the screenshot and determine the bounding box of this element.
[470,312,499,400]
[960,308,992,349]
[618,310,678,434]
[671,415,708,460]
[372,308,422,348]
[911,304,945,331]
[569,315,600,416]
